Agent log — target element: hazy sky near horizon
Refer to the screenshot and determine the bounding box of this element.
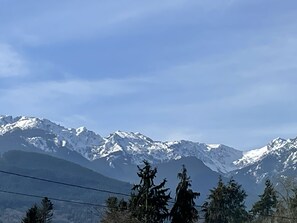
[0,0,297,150]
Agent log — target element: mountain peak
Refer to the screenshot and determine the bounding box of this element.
[234,136,297,170]
[114,130,136,138]
[269,137,287,148]
[0,115,54,134]
[3,114,296,176]
[0,115,244,173]
[0,115,13,125]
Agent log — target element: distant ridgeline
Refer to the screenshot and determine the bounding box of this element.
[1,115,297,222]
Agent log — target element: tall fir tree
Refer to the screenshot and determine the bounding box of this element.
[101,197,140,223]
[225,178,249,223]
[22,205,39,223]
[203,176,228,223]
[22,197,54,223]
[203,177,249,223]
[39,197,53,223]
[251,179,278,219]
[170,165,199,223]
[130,160,171,223]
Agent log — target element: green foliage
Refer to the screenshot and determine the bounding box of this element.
[203,177,228,223]
[22,205,39,223]
[39,197,53,223]
[225,178,250,223]
[251,179,277,219]
[130,160,171,223]
[170,165,199,223]
[21,197,53,223]
[203,177,249,223]
[100,197,140,223]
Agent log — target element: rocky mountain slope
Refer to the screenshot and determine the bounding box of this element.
[0,115,242,173]
[2,115,297,211]
[233,137,297,182]
[1,115,297,186]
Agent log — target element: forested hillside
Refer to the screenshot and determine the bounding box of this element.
[0,150,131,223]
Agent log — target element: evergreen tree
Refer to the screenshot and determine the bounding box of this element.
[39,197,53,223]
[130,160,171,223]
[101,197,139,223]
[22,205,39,223]
[203,177,228,223]
[251,179,278,219]
[22,198,54,223]
[203,177,249,223]
[170,165,199,223]
[225,178,249,223]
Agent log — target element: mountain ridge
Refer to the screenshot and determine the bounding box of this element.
[1,115,296,177]
[2,114,297,211]
[0,115,242,173]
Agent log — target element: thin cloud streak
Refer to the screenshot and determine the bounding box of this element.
[0,77,148,103]
[1,0,239,46]
[0,43,28,77]
[0,0,297,150]
[3,1,184,45]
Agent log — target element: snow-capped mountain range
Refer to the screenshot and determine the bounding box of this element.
[1,115,297,178]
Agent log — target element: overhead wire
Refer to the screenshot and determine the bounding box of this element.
[0,169,129,197]
[0,168,202,207]
[1,188,297,221]
[3,168,297,221]
[0,188,107,208]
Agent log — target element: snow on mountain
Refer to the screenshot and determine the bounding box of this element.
[92,130,171,164]
[165,141,242,173]
[232,137,297,184]
[205,144,243,173]
[0,115,104,159]
[234,146,269,168]
[0,115,244,173]
[1,115,296,176]
[88,130,242,173]
[234,137,293,168]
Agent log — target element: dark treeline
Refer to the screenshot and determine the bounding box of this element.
[99,161,297,223]
[22,160,297,223]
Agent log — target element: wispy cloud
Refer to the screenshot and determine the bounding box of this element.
[1,0,297,150]
[3,1,185,45]
[0,77,149,111]
[0,43,28,77]
[2,0,239,46]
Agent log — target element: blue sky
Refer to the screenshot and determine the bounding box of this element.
[0,0,297,150]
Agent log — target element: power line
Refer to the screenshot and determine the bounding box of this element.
[0,169,129,197]
[0,169,202,207]
[0,188,209,220]
[1,186,297,221]
[0,189,107,208]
